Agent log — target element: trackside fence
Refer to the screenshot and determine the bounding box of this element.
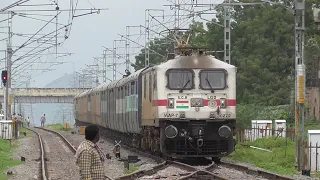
[236,127,320,172]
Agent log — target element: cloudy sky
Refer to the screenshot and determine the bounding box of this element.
[0,0,223,88]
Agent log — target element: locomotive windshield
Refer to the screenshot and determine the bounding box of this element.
[199,70,226,90]
[167,69,194,90]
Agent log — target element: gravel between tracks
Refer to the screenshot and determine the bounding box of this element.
[211,166,269,180]
[139,166,189,179]
[8,133,39,180]
[56,130,158,179]
[37,128,80,180]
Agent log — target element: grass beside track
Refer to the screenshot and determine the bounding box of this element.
[0,139,22,180]
[124,165,138,174]
[228,137,296,175]
[47,123,71,131]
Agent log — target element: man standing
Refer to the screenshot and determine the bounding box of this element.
[75,125,105,180]
[40,114,46,127]
[25,117,30,127]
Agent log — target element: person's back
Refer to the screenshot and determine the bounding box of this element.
[40,114,46,127]
[75,125,105,180]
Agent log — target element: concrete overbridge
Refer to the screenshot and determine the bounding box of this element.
[0,88,91,103]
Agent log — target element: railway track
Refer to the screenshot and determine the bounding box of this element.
[25,127,48,180]
[117,159,295,180]
[27,127,114,180]
[99,133,295,180]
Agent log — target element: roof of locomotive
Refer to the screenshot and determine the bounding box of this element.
[156,54,236,70]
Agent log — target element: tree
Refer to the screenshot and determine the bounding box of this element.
[132,38,174,71]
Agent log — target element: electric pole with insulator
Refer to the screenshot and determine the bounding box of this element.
[294,0,306,172]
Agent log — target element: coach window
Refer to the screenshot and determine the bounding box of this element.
[166,69,194,90]
[143,76,147,99]
[199,69,227,90]
[131,81,134,95]
[121,86,123,100]
[149,73,152,101]
[136,80,138,95]
[153,72,157,90]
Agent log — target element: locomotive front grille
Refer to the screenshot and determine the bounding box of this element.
[165,139,229,156]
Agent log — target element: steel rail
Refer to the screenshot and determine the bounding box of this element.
[26,127,48,180]
[205,161,295,180]
[36,127,114,180]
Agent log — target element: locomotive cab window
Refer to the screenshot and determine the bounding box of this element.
[199,69,227,90]
[166,69,194,90]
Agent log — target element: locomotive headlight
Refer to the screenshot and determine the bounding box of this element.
[220,98,226,108]
[168,98,174,108]
[165,125,178,138]
[218,125,232,138]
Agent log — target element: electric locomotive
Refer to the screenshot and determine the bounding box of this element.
[74,47,237,161]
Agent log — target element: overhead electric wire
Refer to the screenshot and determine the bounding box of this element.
[16,11,61,51]
[17,13,65,26]
[0,0,31,12]
[0,8,108,13]
[12,44,56,73]
[13,22,72,57]
[13,32,59,63]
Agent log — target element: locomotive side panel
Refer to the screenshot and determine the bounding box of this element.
[141,71,155,126]
[152,70,159,126]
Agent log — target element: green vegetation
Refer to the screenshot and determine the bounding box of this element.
[18,127,32,138]
[228,137,296,175]
[133,0,320,108]
[124,165,138,174]
[0,140,21,180]
[236,104,291,127]
[47,123,71,131]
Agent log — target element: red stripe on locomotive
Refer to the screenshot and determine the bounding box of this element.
[176,100,189,103]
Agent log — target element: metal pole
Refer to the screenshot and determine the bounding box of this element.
[125,26,130,71]
[7,47,12,120]
[103,50,106,83]
[294,0,305,171]
[145,9,150,67]
[113,41,116,81]
[4,50,7,120]
[224,0,231,64]
[5,12,13,120]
